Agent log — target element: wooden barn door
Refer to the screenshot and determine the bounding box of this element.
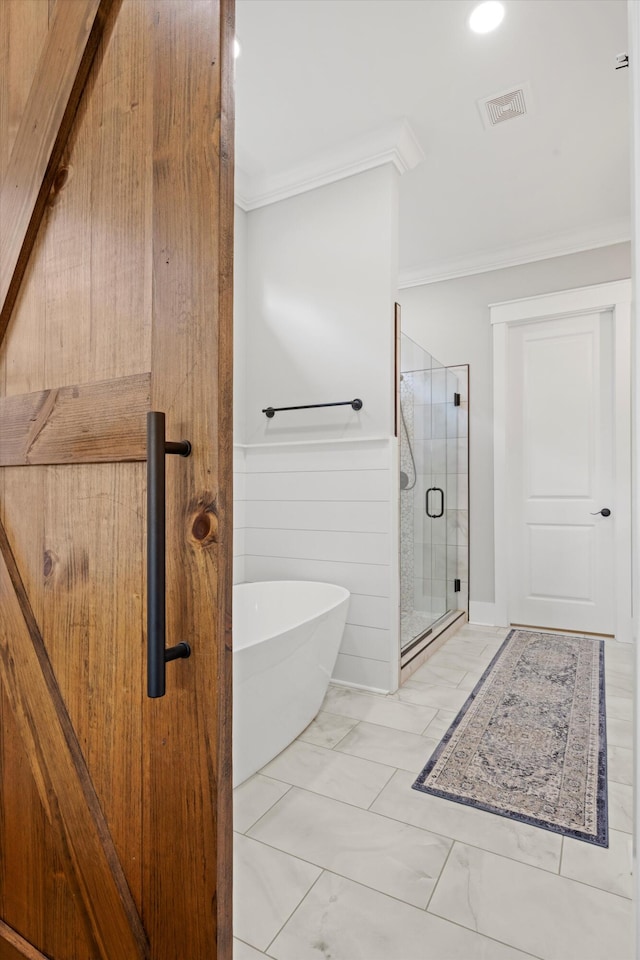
[0,1,233,958]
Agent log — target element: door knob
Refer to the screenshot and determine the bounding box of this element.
[590,508,611,517]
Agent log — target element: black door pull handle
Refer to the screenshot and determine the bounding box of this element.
[426,486,445,519]
[147,411,192,699]
[590,508,611,517]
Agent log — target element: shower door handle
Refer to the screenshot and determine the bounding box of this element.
[426,487,445,519]
[147,411,192,698]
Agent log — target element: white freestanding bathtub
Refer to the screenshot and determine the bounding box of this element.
[233,580,350,787]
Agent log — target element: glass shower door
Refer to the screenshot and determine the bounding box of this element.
[399,336,443,652]
[399,334,466,659]
[426,357,448,628]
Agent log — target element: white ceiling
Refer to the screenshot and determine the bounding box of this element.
[235,0,630,283]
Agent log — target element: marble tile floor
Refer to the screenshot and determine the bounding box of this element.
[233,623,634,960]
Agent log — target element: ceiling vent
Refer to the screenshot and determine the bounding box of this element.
[478,83,532,130]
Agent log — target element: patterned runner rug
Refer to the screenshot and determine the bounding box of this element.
[412,629,608,846]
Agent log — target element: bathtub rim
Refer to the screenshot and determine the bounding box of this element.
[233,579,350,651]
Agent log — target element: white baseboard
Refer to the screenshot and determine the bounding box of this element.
[468,601,500,626]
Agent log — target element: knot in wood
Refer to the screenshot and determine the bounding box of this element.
[53,167,69,192]
[190,509,218,545]
[43,549,57,579]
[48,166,71,208]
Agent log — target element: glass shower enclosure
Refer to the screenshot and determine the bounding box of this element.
[399,332,469,664]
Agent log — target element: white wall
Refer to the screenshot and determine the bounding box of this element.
[243,165,398,443]
[235,165,401,691]
[233,206,248,585]
[398,241,631,613]
[234,205,248,442]
[629,4,639,949]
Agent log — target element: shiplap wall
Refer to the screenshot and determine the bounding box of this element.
[233,446,246,584]
[236,438,398,692]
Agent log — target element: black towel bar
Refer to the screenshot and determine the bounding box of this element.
[262,398,363,418]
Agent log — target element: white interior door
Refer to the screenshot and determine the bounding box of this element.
[507,310,615,634]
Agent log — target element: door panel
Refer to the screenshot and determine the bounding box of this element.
[524,333,594,498]
[0,1,233,957]
[0,685,97,959]
[0,0,108,337]
[509,312,614,633]
[0,518,148,958]
[527,524,594,600]
[0,1,52,180]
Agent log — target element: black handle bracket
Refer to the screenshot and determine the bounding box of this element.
[147,412,192,699]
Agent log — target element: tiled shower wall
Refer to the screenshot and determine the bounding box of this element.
[233,439,398,692]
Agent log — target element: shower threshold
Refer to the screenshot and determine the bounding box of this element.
[400,608,465,669]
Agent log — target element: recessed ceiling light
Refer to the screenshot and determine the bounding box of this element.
[469,1,505,34]
[233,37,241,59]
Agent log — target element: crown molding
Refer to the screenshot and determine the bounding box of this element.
[235,118,425,212]
[398,218,631,288]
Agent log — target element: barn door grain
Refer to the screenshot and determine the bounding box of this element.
[0,1,234,957]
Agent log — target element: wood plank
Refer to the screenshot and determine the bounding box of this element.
[145,0,234,957]
[0,2,51,183]
[0,0,114,345]
[0,920,49,960]
[0,681,99,958]
[43,460,146,915]
[41,0,151,392]
[83,0,152,385]
[0,519,149,960]
[215,2,236,953]
[0,373,150,466]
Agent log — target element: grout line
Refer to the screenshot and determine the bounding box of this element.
[242,816,455,916]
[364,788,565,878]
[242,467,392,475]
[328,718,361,751]
[234,779,293,835]
[241,498,391,507]
[245,526,391,535]
[243,554,391,567]
[268,861,543,960]
[262,868,327,956]
[245,526,390,536]
[423,834,456,912]
[424,871,546,959]
[419,713,440,736]
[233,935,269,957]
[248,772,391,813]
[429,835,564,880]
[243,553,391,568]
[365,765,397,811]
[244,795,470,908]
